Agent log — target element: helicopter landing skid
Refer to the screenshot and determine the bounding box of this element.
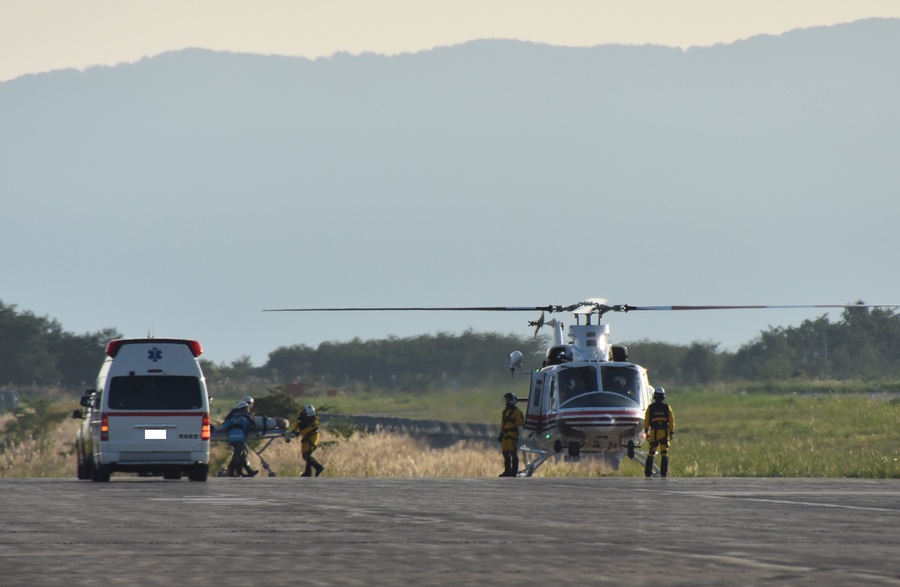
[517,447,560,477]
[629,450,660,476]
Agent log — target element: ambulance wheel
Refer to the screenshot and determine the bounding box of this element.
[188,465,209,482]
[92,465,111,482]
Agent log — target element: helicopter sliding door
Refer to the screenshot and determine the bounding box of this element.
[523,371,549,433]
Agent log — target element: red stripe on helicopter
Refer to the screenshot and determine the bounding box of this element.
[557,409,643,417]
[561,417,642,426]
[561,414,642,421]
[531,417,643,424]
[105,412,206,417]
[526,411,643,419]
[528,412,643,426]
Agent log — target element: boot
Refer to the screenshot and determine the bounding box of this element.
[644,456,654,478]
[245,469,259,478]
[302,462,313,477]
[660,457,669,478]
[314,463,324,477]
[510,454,519,477]
[500,451,512,477]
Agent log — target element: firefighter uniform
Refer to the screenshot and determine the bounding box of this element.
[499,393,525,477]
[223,396,257,476]
[290,405,324,477]
[219,402,258,478]
[644,387,675,478]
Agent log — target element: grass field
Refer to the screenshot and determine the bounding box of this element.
[3,384,900,479]
[672,388,900,478]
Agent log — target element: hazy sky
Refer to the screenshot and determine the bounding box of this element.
[3,1,900,82]
[4,2,900,366]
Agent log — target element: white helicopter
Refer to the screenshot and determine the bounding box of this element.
[265,299,900,477]
[507,298,655,476]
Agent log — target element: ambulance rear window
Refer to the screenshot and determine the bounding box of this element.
[108,376,203,410]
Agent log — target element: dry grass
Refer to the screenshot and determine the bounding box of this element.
[2,416,520,479]
[6,390,900,479]
[2,419,624,479]
[215,430,505,478]
[0,416,79,478]
[221,431,631,478]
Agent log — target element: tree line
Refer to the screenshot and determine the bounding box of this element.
[0,301,118,390]
[634,305,900,385]
[3,299,900,394]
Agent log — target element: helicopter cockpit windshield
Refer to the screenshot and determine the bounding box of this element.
[557,364,641,409]
[558,366,598,403]
[601,366,639,400]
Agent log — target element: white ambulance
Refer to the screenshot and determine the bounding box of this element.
[74,338,212,482]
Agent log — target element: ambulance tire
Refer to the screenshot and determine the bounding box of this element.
[92,465,111,482]
[189,465,209,482]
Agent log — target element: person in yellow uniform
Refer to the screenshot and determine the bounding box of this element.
[287,404,325,477]
[644,387,675,478]
[499,392,525,477]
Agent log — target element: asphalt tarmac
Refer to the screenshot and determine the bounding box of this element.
[2,477,899,586]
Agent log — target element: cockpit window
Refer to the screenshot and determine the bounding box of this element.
[601,366,639,399]
[558,366,599,403]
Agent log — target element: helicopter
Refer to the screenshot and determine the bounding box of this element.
[264,299,900,477]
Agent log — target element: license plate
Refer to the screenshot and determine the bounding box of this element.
[145,430,166,440]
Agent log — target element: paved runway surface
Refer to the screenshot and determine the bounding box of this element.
[1,477,899,586]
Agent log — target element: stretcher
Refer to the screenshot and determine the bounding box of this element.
[211,415,290,477]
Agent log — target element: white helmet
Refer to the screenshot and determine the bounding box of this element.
[302,404,316,417]
[241,395,254,405]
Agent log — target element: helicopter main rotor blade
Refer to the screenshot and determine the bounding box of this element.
[263,306,566,313]
[616,304,900,312]
[263,302,900,315]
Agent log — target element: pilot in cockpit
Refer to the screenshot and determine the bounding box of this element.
[610,375,633,398]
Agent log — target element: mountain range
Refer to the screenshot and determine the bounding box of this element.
[2,18,898,365]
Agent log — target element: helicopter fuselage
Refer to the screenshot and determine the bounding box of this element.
[521,359,653,465]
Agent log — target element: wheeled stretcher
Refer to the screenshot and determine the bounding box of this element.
[211,416,290,477]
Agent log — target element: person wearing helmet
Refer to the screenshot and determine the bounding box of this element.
[218,401,259,478]
[287,404,324,477]
[222,396,257,477]
[643,387,675,478]
[224,395,255,422]
[498,392,525,477]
